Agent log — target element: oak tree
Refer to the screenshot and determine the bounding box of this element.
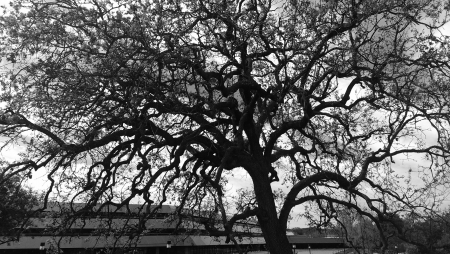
[1,0,450,253]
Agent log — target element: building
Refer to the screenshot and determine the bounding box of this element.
[0,203,265,254]
[0,203,346,254]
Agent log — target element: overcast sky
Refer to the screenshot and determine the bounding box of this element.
[0,0,9,7]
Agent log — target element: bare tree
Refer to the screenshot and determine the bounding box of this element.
[1,0,450,253]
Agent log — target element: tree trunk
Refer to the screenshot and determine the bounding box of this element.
[246,158,293,254]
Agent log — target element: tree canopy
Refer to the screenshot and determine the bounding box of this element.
[335,208,450,254]
[0,175,39,244]
[1,0,450,253]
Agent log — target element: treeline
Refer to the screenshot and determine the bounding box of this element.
[290,211,450,254]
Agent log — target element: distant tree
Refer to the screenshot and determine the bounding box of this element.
[334,208,381,252]
[290,227,304,235]
[400,212,450,254]
[335,207,450,254]
[1,0,450,253]
[0,175,39,243]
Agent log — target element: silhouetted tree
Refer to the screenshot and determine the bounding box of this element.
[1,0,450,253]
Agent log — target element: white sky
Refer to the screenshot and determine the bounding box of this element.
[0,0,10,7]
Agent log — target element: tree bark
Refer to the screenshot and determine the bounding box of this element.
[246,157,293,254]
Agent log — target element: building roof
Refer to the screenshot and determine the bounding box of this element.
[38,202,176,214]
[288,235,345,244]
